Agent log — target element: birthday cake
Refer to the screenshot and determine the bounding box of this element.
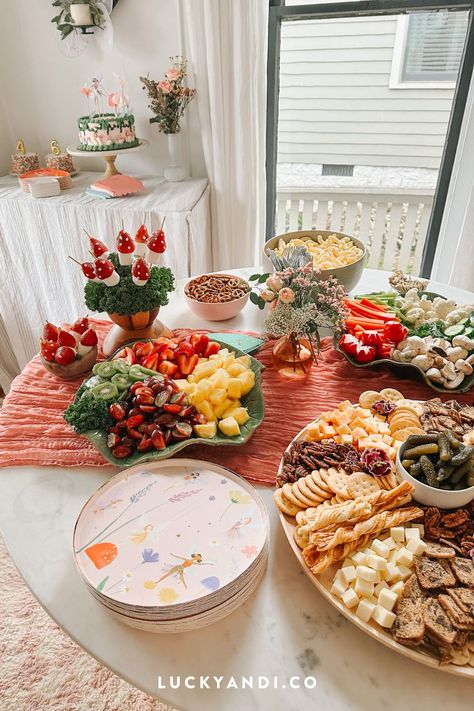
[45,152,76,173]
[78,113,139,151]
[11,151,39,175]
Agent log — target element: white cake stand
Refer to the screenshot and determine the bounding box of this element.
[67,139,149,179]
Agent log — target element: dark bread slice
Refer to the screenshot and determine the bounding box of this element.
[424,541,456,559]
[393,574,425,645]
[438,594,474,630]
[422,596,457,646]
[450,557,474,588]
[447,587,474,615]
[415,556,456,590]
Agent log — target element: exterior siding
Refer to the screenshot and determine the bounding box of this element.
[278,17,455,169]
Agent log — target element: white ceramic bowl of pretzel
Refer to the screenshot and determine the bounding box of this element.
[184,273,250,321]
[274,387,474,674]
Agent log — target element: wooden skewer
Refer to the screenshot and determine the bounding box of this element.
[82,228,91,238]
[160,216,166,231]
[68,255,83,266]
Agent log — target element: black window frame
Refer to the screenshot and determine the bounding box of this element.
[266,0,474,278]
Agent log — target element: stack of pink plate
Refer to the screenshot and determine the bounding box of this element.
[18,168,72,192]
[73,459,269,633]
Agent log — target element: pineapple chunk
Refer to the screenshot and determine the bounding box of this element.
[193,361,219,381]
[193,421,217,438]
[235,355,251,368]
[188,389,206,406]
[222,354,236,369]
[227,378,242,399]
[237,370,255,395]
[196,378,213,398]
[222,407,250,425]
[214,398,234,418]
[209,368,230,389]
[196,400,216,421]
[209,388,227,406]
[218,417,241,437]
[227,362,246,377]
[174,379,194,393]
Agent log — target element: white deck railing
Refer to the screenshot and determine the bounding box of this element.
[275,187,434,275]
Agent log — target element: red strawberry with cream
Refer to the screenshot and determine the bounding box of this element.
[43,321,59,342]
[81,261,100,283]
[54,345,76,365]
[57,329,77,348]
[70,317,89,335]
[134,224,149,257]
[89,237,110,259]
[147,229,166,264]
[77,327,98,355]
[116,229,135,265]
[131,258,150,286]
[40,339,59,362]
[95,258,120,287]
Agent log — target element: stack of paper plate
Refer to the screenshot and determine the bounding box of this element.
[26,177,61,198]
[19,168,72,192]
[73,459,269,633]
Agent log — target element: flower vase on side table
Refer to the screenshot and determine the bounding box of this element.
[164,132,188,182]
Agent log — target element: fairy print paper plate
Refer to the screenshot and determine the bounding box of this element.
[73,459,269,627]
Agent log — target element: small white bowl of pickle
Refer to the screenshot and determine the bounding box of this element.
[396,431,474,509]
[263,230,366,292]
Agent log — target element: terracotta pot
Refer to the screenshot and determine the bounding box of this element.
[102,308,173,357]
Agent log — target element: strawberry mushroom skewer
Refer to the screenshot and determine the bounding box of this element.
[131,257,150,286]
[134,223,149,257]
[94,257,120,286]
[147,217,166,264]
[116,228,135,265]
[83,229,110,259]
[68,256,101,283]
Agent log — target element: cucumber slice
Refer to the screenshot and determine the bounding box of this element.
[463,326,474,338]
[96,361,119,379]
[457,317,469,325]
[111,373,133,390]
[444,324,465,337]
[91,381,119,401]
[112,359,131,374]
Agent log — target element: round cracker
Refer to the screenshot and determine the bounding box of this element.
[395,398,424,416]
[390,418,421,433]
[392,427,421,442]
[359,390,381,409]
[282,482,308,509]
[388,406,421,421]
[294,527,307,550]
[379,388,404,402]
[327,472,349,498]
[295,478,324,506]
[311,469,333,493]
[273,488,302,516]
[346,472,380,498]
[306,474,330,499]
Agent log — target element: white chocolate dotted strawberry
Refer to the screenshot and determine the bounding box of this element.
[131,257,150,286]
[116,229,135,265]
[89,237,110,259]
[95,258,120,287]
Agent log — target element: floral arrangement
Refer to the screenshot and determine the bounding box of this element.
[84,253,174,316]
[80,75,130,118]
[51,0,104,40]
[249,247,348,359]
[140,57,196,134]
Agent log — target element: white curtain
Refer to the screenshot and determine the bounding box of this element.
[182,0,268,271]
[432,70,474,291]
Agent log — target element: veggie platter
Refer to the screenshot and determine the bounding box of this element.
[65,332,264,466]
[336,286,474,394]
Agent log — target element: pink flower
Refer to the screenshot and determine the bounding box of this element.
[81,86,92,97]
[241,545,258,559]
[158,80,173,94]
[166,68,181,80]
[279,287,296,304]
[261,289,276,302]
[108,92,119,107]
[266,275,283,292]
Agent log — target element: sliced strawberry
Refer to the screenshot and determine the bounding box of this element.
[57,329,77,348]
[43,321,59,342]
[54,345,76,365]
[71,317,89,335]
[204,341,220,357]
[190,333,209,355]
[142,353,159,371]
[177,353,199,375]
[113,346,136,365]
[40,339,59,362]
[175,341,195,357]
[158,360,178,377]
[80,328,98,347]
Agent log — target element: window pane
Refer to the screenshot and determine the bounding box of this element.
[403,11,468,81]
[275,11,469,274]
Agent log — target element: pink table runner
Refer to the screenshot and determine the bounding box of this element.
[0,319,473,485]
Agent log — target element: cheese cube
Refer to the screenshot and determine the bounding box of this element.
[340,434,353,445]
[342,588,359,609]
[374,581,389,597]
[378,587,398,612]
[354,578,375,597]
[355,599,376,622]
[366,554,387,571]
[391,581,405,596]
[331,577,347,598]
[335,423,352,435]
[351,551,367,566]
[338,399,352,411]
[382,536,397,552]
[372,605,396,629]
[387,549,399,564]
[398,565,412,581]
[385,562,401,582]
[406,538,427,556]
[396,547,414,567]
[356,565,377,582]
[405,527,420,541]
[340,565,357,585]
[370,539,390,558]
[390,527,405,542]
[411,523,425,537]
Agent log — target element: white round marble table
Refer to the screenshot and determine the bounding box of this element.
[1,269,473,711]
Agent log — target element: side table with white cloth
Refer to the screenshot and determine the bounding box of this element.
[0,173,210,389]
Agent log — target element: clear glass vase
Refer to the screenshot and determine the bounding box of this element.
[164,132,189,182]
